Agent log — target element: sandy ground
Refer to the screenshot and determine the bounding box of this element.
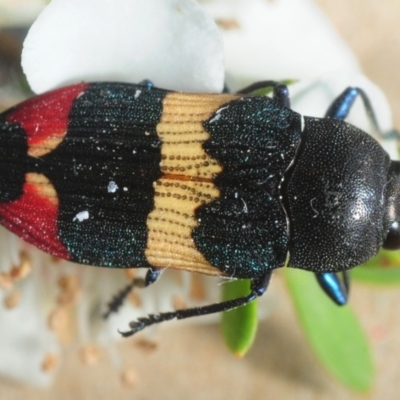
[2,1,400,399]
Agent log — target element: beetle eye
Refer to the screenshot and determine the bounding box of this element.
[383,221,400,250]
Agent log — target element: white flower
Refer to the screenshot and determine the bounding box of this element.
[22,0,224,93]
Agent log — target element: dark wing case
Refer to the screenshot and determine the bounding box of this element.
[0,83,301,277]
[193,96,302,277]
[0,82,164,267]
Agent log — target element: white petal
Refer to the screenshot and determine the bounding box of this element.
[22,0,224,94]
[202,0,358,90]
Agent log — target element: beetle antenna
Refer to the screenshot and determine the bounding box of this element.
[118,270,272,337]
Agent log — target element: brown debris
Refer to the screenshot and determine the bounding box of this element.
[58,274,79,292]
[0,272,13,291]
[3,290,21,309]
[10,251,32,281]
[48,307,69,332]
[57,274,81,306]
[79,344,101,366]
[190,274,206,301]
[172,294,186,311]
[134,338,158,354]
[215,18,241,30]
[121,367,138,388]
[41,353,59,373]
[124,268,137,280]
[128,291,142,308]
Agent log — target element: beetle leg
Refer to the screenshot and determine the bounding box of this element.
[326,87,400,139]
[315,271,349,306]
[119,270,273,337]
[138,79,154,89]
[103,268,163,318]
[325,87,383,135]
[237,80,290,108]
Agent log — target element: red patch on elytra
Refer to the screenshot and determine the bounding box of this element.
[0,180,69,260]
[6,83,89,150]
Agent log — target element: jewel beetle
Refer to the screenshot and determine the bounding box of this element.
[0,79,399,336]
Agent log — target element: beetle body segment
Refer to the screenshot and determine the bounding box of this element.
[0,81,396,279]
[287,117,391,272]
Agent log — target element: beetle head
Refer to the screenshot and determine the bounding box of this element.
[383,160,400,249]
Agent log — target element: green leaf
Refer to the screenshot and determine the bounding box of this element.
[220,279,258,357]
[353,250,400,285]
[250,79,297,96]
[284,268,374,393]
